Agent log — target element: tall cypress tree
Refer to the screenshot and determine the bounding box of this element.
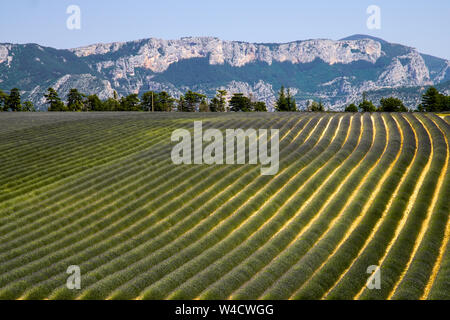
[67,89,85,111]
[286,88,297,111]
[275,86,290,111]
[6,88,22,112]
[183,91,205,112]
[420,87,441,112]
[45,88,66,111]
[210,90,227,112]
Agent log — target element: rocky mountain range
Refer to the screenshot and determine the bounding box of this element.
[1,34,449,111]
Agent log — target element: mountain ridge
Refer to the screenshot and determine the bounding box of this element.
[1,35,449,110]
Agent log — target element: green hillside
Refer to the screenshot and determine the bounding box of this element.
[1,35,449,111]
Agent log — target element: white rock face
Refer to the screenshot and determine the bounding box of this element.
[219,80,300,112]
[38,74,114,104]
[4,36,448,111]
[28,74,116,109]
[71,42,126,57]
[70,37,383,73]
[377,51,432,87]
[434,60,450,83]
[66,37,445,111]
[221,80,274,111]
[0,44,12,65]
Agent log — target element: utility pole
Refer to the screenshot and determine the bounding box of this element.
[152,92,155,112]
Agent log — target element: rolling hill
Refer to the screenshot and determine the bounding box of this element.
[0,112,448,300]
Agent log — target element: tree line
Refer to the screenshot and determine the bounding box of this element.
[274,85,449,113]
[0,87,268,113]
[0,88,35,112]
[0,86,449,113]
[343,88,450,113]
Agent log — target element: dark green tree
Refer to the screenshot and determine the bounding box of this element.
[85,94,103,111]
[345,103,358,112]
[275,86,289,111]
[45,88,66,111]
[22,101,35,112]
[103,98,120,111]
[419,87,449,112]
[119,94,140,111]
[359,100,376,112]
[142,91,175,112]
[102,91,120,111]
[67,89,85,111]
[183,90,206,112]
[421,87,440,112]
[443,96,450,112]
[141,91,156,112]
[229,93,252,112]
[209,97,220,112]
[318,99,325,111]
[160,91,174,112]
[308,100,324,112]
[209,90,227,112]
[6,88,22,111]
[286,89,297,111]
[359,93,376,112]
[253,101,267,112]
[379,97,407,112]
[156,91,175,112]
[177,95,186,112]
[199,98,210,112]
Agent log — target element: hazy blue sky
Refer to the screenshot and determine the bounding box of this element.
[1,0,449,59]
